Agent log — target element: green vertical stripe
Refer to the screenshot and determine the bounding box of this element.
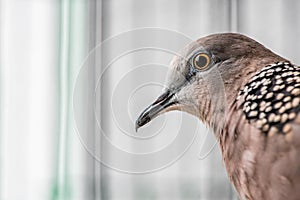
[51,0,71,199]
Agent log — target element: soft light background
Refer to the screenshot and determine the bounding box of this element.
[1,0,300,200]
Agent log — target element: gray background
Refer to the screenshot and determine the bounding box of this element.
[1,0,300,200]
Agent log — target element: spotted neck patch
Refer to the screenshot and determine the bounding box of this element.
[236,62,300,135]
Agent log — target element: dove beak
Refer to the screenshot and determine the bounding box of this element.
[135,89,178,131]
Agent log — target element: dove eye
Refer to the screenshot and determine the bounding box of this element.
[193,53,211,70]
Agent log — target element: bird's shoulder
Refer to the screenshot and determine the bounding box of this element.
[235,61,300,136]
[223,61,300,199]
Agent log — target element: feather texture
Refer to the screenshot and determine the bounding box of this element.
[221,62,300,199]
[136,33,300,199]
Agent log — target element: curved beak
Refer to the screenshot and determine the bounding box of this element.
[135,89,177,132]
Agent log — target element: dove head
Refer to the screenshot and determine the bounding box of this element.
[135,33,284,132]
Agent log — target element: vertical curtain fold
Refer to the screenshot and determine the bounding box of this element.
[52,0,71,199]
[1,1,298,199]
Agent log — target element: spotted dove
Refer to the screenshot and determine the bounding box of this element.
[135,33,300,200]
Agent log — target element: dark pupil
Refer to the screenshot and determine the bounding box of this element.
[196,55,207,68]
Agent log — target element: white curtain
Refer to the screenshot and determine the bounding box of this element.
[1,0,300,199]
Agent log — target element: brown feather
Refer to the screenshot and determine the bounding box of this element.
[136,33,300,200]
[220,62,300,199]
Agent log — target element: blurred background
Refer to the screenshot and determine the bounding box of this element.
[1,0,300,200]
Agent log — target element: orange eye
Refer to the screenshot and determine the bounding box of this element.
[193,53,211,70]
